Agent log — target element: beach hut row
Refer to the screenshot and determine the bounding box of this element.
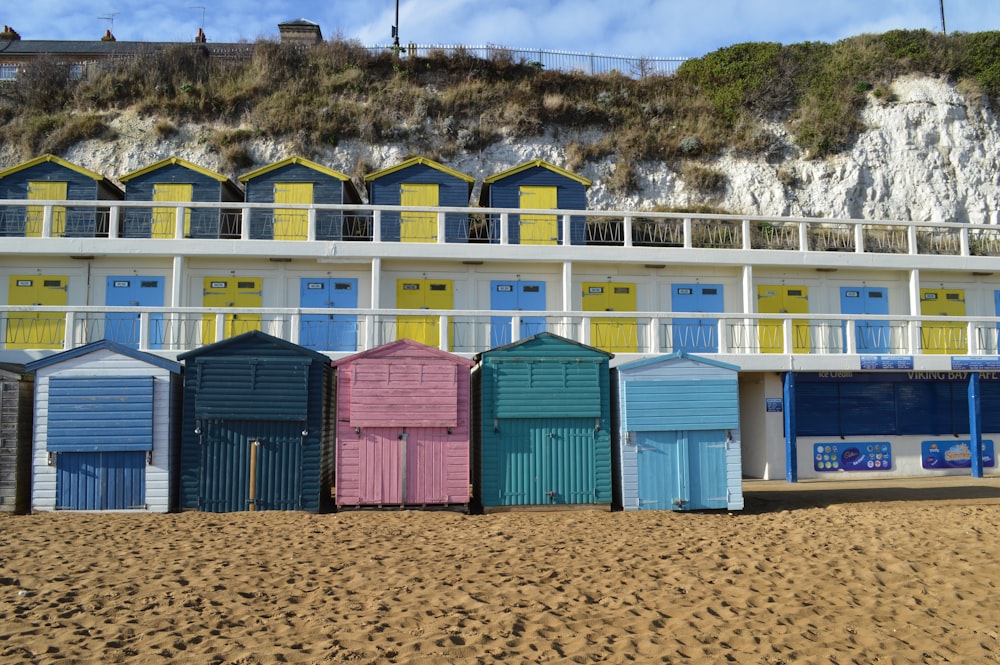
[2,331,743,515]
[0,154,591,243]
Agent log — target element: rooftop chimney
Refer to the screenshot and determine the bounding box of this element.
[1,25,21,40]
[195,27,207,43]
[277,18,322,45]
[101,29,116,42]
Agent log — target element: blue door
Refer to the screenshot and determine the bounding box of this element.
[490,280,546,347]
[55,451,146,510]
[105,276,165,349]
[299,278,358,351]
[840,287,890,353]
[671,284,723,352]
[685,430,729,510]
[636,431,683,510]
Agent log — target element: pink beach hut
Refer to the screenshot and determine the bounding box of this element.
[331,339,475,509]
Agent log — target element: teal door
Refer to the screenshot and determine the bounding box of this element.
[491,417,603,506]
[637,430,728,511]
[299,277,358,351]
[105,276,165,349]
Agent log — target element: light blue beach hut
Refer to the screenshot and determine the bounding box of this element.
[613,353,743,511]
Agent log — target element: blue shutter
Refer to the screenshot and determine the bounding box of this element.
[48,377,154,452]
[193,357,310,420]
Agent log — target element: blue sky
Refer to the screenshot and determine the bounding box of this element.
[3,1,998,59]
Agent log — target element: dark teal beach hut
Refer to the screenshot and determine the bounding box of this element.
[0,154,122,237]
[481,159,591,245]
[613,353,743,512]
[177,331,334,513]
[239,156,362,241]
[365,156,474,243]
[0,363,33,514]
[472,332,613,511]
[119,157,243,239]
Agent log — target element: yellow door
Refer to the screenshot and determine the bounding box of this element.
[273,182,313,240]
[201,277,262,344]
[920,288,966,354]
[396,278,453,348]
[757,285,810,353]
[519,185,558,245]
[583,282,638,352]
[400,184,438,243]
[6,275,68,349]
[27,181,67,237]
[153,183,193,238]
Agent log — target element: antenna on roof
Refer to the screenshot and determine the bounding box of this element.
[190,6,206,30]
[97,12,120,33]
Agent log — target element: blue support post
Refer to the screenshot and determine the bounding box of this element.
[783,372,797,482]
[969,372,984,478]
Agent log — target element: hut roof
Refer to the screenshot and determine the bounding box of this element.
[238,156,352,183]
[616,352,740,373]
[177,330,330,362]
[24,339,182,373]
[331,338,476,368]
[473,331,613,362]
[364,156,475,184]
[483,159,592,187]
[119,156,233,184]
[0,154,122,195]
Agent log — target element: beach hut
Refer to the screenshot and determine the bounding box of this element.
[239,156,362,241]
[331,339,475,509]
[24,341,182,512]
[119,157,243,239]
[0,363,33,514]
[481,159,591,245]
[613,353,743,512]
[472,332,613,511]
[177,331,334,513]
[0,154,122,237]
[365,156,474,243]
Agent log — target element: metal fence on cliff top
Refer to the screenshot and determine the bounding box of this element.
[366,44,686,77]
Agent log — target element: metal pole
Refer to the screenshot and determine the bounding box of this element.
[394,0,400,48]
[940,0,947,34]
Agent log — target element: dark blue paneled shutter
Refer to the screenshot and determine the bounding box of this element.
[794,382,839,436]
[193,357,310,420]
[839,382,896,435]
[48,376,154,452]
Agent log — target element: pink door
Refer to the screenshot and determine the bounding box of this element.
[357,427,404,505]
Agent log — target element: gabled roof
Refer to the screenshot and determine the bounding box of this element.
[364,156,475,183]
[238,156,352,183]
[119,157,231,183]
[483,159,592,187]
[474,331,613,361]
[177,330,330,362]
[616,352,740,373]
[278,18,321,27]
[331,338,476,368]
[0,153,110,182]
[25,340,182,373]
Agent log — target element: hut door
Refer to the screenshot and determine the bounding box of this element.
[357,427,405,505]
[105,276,165,349]
[396,279,453,348]
[757,285,810,353]
[490,280,546,346]
[400,183,439,242]
[152,183,193,238]
[198,420,303,512]
[518,186,558,245]
[636,430,728,511]
[299,278,358,351]
[582,282,638,352]
[840,287,890,353]
[6,275,68,349]
[55,451,146,510]
[671,284,723,353]
[27,180,66,237]
[201,276,263,344]
[920,288,966,354]
[274,182,313,240]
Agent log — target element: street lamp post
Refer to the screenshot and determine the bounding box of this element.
[939,0,947,34]
[393,0,400,48]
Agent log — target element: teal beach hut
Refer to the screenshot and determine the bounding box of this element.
[613,353,743,511]
[472,332,613,511]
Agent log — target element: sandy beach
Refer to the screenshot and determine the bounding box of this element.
[3,478,1000,664]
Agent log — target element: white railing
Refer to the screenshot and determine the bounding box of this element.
[3,199,1000,257]
[2,307,998,357]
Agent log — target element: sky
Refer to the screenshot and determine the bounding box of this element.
[3,1,999,59]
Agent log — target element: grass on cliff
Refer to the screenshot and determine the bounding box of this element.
[2,29,1000,190]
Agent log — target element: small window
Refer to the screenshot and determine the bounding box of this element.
[68,63,84,80]
[0,64,17,82]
